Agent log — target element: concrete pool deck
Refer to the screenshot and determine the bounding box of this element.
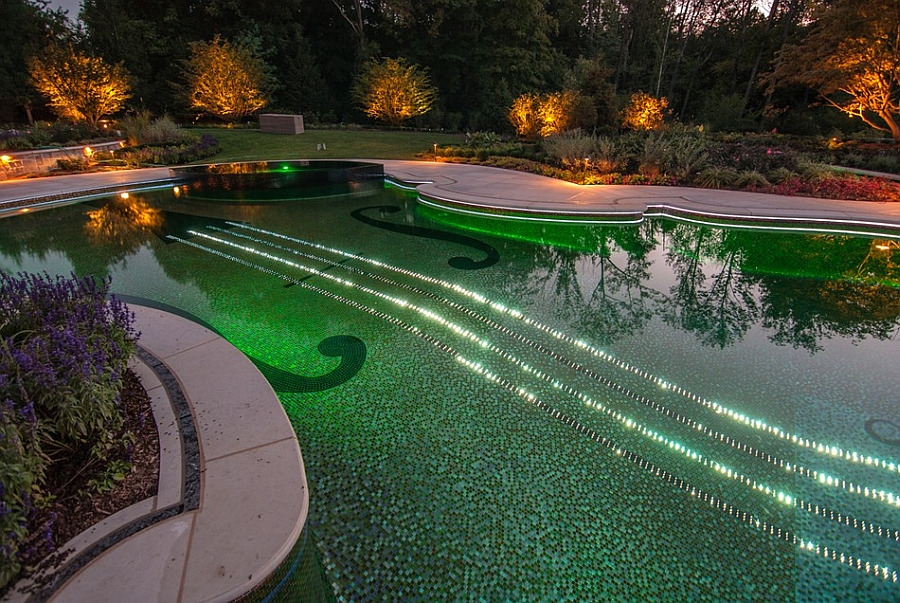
[1,160,900,602]
[3,306,307,603]
[2,161,900,229]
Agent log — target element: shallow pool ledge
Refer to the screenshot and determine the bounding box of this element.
[4,306,308,603]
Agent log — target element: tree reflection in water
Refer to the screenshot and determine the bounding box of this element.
[426,207,900,353]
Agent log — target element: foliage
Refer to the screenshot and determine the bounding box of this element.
[593,136,624,175]
[734,170,770,189]
[465,131,501,149]
[537,90,581,137]
[696,166,739,189]
[660,124,709,180]
[116,134,219,166]
[0,272,137,588]
[0,0,70,123]
[27,43,131,129]
[0,121,101,149]
[509,90,583,138]
[55,157,90,172]
[707,139,799,174]
[759,175,900,202]
[770,0,900,141]
[119,112,190,146]
[508,93,541,139]
[621,92,669,131]
[353,58,436,127]
[542,129,596,170]
[585,173,677,186]
[182,35,271,122]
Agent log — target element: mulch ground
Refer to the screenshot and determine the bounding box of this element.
[19,368,160,576]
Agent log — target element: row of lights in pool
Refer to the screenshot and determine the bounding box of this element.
[171,229,898,584]
[216,227,900,520]
[454,355,898,583]
[226,222,900,477]
[188,229,900,541]
[216,226,900,512]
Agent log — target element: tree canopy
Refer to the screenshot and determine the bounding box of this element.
[353,57,436,126]
[181,35,272,122]
[0,0,894,137]
[770,0,900,141]
[28,43,130,128]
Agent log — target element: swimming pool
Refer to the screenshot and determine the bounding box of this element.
[1,178,899,601]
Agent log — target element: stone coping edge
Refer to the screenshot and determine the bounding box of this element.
[4,345,199,603]
[0,178,177,213]
[2,306,308,603]
[412,184,900,237]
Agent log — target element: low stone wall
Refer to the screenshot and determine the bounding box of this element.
[1,141,125,178]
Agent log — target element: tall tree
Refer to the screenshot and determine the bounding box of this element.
[353,57,436,126]
[0,0,70,122]
[181,35,272,122]
[769,0,900,140]
[28,42,131,128]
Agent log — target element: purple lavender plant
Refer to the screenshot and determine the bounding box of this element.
[0,272,138,589]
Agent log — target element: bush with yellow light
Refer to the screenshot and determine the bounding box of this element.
[621,92,669,132]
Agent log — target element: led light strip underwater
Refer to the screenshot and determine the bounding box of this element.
[207,226,900,511]
[225,222,900,477]
[169,232,898,583]
[185,230,900,537]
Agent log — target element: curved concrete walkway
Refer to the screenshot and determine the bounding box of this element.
[3,307,307,603]
[2,160,900,231]
[1,159,899,602]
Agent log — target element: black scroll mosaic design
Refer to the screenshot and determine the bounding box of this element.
[250,336,366,393]
[865,418,900,446]
[19,346,200,603]
[351,205,500,270]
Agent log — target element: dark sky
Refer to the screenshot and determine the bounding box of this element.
[46,0,81,22]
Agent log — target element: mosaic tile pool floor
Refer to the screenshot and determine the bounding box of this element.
[1,187,899,601]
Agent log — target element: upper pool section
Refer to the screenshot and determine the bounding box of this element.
[170,160,384,201]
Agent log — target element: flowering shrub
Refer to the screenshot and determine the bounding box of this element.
[755,176,900,202]
[117,134,219,167]
[707,139,799,174]
[0,272,137,588]
[585,173,677,186]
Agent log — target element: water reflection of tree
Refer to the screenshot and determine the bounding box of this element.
[525,223,661,344]
[85,195,162,257]
[760,277,900,352]
[0,204,121,277]
[663,223,759,348]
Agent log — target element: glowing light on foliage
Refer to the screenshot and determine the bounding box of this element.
[28,44,130,129]
[769,0,900,141]
[509,93,541,138]
[183,35,270,122]
[621,92,669,131]
[85,195,162,250]
[509,90,580,138]
[353,58,436,127]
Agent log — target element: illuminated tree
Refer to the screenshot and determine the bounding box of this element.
[770,0,900,141]
[183,35,271,122]
[28,43,130,129]
[353,57,436,127]
[509,92,541,138]
[538,90,579,137]
[509,90,582,138]
[621,91,669,131]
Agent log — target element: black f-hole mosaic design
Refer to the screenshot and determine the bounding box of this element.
[351,205,500,270]
[251,335,367,393]
[865,418,900,446]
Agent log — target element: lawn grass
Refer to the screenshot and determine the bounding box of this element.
[194,127,465,162]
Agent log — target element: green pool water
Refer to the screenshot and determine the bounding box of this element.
[2,184,899,602]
